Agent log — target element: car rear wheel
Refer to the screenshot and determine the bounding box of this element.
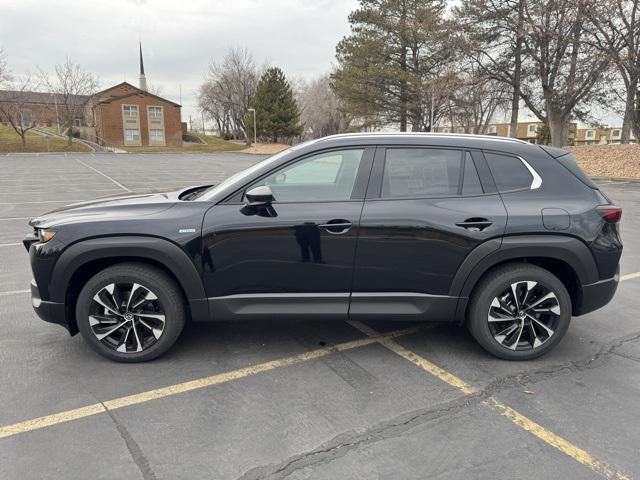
[467,263,571,360]
[76,263,186,362]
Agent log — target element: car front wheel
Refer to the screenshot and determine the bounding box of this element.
[76,263,186,362]
[467,263,572,360]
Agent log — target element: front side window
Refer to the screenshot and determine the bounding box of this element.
[251,149,365,203]
[382,148,462,198]
[123,105,138,117]
[150,129,164,140]
[484,152,533,192]
[148,106,162,118]
[125,128,140,141]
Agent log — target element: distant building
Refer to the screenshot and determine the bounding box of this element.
[0,43,182,147]
[434,121,640,146]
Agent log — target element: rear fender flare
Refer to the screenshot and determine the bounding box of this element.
[450,235,598,322]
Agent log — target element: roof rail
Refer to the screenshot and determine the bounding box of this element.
[316,132,531,145]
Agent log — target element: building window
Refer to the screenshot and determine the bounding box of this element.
[527,124,538,135]
[442,127,450,133]
[586,129,595,139]
[148,106,162,118]
[611,129,621,138]
[150,129,164,141]
[487,125,497,134]
[457,127,465,134]
[123,105,138,117]
[125,129,140,141]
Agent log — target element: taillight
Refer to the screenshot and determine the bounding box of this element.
[597,206,622,223]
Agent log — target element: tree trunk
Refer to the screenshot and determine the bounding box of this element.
[621,79,636,144]
[398,1,408,132]
[510,0,524,138]
[20,133,26,148]
[547,111,567,147]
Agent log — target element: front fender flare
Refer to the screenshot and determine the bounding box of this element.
[50,236,207,315]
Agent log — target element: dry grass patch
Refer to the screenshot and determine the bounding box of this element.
[569,144,640,179]
[0,125,89,153]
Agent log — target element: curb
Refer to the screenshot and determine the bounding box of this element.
[591,176,640,184]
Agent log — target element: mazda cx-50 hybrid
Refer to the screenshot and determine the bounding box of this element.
[24,133,622,362]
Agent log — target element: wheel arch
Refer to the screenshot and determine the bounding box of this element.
[451,235,598,322]
[51,236,208,334]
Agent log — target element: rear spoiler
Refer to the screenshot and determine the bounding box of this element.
[539,145,570,158]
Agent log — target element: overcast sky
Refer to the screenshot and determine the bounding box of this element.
[1,0,359,123]
[0,0,621,127]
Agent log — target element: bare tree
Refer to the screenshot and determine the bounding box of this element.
[449,68,510,133]
[0,74,42,148]
[456,0,526,138]
[588,0,640,143]
[198,47,260,143]
[518,0,612,147]
[0,47,11,85]
[39,57,99,145]
[296,74,349,139]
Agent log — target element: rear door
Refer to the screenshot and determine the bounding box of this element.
[350,146,508,319]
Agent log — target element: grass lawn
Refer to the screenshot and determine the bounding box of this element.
[0,125,90,153]
[122,132,247,153]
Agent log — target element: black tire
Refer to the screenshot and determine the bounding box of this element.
[467,263,571,361]
[76,262,186,362]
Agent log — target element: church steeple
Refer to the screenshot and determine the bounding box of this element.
[138,42,147,91]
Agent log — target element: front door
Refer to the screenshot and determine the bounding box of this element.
[350,147,508,319]
[201,147,375,320]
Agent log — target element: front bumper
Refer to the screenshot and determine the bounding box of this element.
[30,279,70,332]
[574,266,619,316]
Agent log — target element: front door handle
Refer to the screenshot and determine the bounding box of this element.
[317,219,353,235]
[456,218,493,231]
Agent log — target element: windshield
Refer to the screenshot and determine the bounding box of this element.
[194,149,293,201]
[194,140,318,201]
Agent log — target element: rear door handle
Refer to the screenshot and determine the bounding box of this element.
[456,218,493,231]
[317,220,353,235]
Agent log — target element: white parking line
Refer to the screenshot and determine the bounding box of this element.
[620,272,640,282]
[75,159,131,192]
[0,243,21,248]
[0,289,29,297]
[0,217,30,221]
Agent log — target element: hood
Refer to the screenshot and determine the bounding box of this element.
[29,185,210,229]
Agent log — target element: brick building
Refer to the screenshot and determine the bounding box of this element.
[0,44,182,147]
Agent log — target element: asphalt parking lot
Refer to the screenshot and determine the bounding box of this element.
[0,151,639,480]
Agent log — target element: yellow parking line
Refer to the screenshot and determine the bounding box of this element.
[0,326,418,440]
[620,272,640,282]
[347,321,631,480]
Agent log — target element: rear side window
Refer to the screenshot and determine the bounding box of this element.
[484,152,533,192]
[382,148,462,198]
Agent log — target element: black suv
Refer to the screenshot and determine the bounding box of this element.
[25,134,622,362]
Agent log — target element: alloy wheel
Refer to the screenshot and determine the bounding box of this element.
[89,282,166,353]
[487,281,561,351]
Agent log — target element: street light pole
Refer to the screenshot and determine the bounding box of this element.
[248,108,257,146]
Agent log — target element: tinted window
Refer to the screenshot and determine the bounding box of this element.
[252,149,364,202]
[462,152,483,195]
[484,152,533,192]
[382,149,462,198]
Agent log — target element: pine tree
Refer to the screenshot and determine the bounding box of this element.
[248,67,302,143]
[332,0,451,132]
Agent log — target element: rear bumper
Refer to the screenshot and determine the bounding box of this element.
[30,279,71,333]
[574,266,619,316]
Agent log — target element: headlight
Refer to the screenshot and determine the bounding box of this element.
[37,229,56,243]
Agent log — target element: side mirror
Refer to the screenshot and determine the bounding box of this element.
[245,185,274,207]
